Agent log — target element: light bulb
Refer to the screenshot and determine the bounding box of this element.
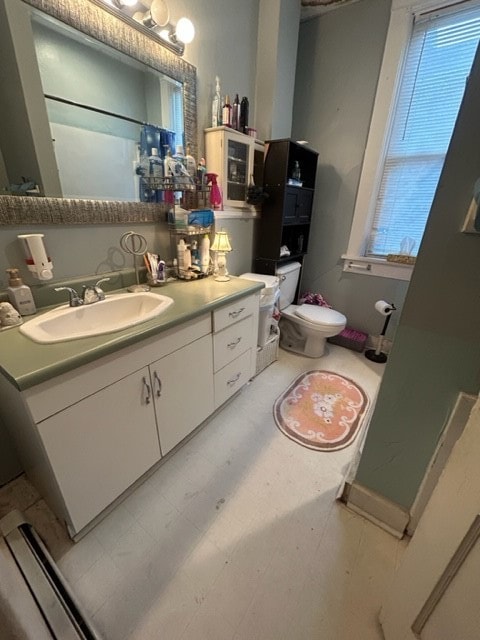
[175,17,195,44]
[150,0,169,27]
[118,0,137,6]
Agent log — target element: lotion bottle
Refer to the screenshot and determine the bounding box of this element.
[6,268,36,315]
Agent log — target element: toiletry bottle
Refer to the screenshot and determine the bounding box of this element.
[191,239,199,265]
[222,95,232,128]
[212,76,222,127]
[232,94,241,131]
[163,146,173,178]
[149,148,163,180]
[240,96,249,134]
[177,239,186,276]
[184,244,192,272]
[185,145,197,180]
[6,268,36,315]
[197,158,207,188]
[199,234,210,273]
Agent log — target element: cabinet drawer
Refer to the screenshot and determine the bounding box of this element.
[214,349,252,408]
[213,295,257,332]
[213,315,253,372]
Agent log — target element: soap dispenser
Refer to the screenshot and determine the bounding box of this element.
[6,268,36,315]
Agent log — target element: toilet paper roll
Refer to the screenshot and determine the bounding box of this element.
[375,300,394,316]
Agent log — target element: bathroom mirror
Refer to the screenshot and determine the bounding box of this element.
[0,0,197,223]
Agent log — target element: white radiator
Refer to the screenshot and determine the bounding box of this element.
[0,510,101,640]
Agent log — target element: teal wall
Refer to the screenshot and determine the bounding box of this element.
[292,0,409,339]
[355,45,480,509]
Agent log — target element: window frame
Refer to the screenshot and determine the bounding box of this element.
[343,0,480,281]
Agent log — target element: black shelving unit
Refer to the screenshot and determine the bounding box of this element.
[254,139,319,286]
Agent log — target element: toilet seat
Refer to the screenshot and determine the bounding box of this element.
[294,304,346,330]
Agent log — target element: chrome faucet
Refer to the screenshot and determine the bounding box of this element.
[81,277,110,305]
[55,277,110,307]
[54,286,83,307]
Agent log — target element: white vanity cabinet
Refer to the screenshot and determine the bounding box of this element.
[1,289,259,537]
[21,314,213,536]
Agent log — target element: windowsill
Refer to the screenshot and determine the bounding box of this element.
[341,254,413,281]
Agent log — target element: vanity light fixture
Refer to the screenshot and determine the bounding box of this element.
[104,0,195,56]
[211,231,232,282]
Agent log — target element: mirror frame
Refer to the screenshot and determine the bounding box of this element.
[0,0,197,226]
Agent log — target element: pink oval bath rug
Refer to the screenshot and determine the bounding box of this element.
[273,370,369,451]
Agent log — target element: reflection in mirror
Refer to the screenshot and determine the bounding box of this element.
[0,0,197,222]
[31,10,183,201]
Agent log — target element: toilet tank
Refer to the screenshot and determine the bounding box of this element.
[276,262,302,310]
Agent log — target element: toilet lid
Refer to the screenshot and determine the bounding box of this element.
[295,304,346,328]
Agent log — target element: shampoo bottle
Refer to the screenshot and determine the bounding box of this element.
[6,268,36,315]
[149,148,163,179]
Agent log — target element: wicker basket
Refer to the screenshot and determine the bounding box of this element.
[255,329,279,376]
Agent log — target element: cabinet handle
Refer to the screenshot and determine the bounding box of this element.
[227,372,241,387]
[142,376,152,404]
[153,371,162,397]
[227,337,242,350]
[229,307,245,319]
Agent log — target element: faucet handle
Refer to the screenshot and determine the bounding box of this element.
[54,286,83,307]
[95,277,110,289]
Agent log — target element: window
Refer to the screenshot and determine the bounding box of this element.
[345,0,480,278]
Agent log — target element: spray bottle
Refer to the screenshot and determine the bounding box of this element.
[206,173,222,209]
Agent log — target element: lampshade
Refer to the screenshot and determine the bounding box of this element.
[211,231,232,253]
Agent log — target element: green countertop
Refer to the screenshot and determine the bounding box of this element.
[0,277,263,391]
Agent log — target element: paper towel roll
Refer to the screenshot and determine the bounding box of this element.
[375,300,394,316]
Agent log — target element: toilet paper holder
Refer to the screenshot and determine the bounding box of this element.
[365,300,396,363]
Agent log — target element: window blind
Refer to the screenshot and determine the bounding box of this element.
[366,3,480,258]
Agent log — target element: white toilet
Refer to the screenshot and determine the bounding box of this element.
[276,262,347,358]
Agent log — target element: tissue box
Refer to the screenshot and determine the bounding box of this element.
[186,209,214,227]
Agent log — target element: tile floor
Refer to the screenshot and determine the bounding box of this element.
[0,344,407,639]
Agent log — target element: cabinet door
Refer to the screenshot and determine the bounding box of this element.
[297,189,314,223]
[226,137,249,205]
[151,334,214,455]
[37,367,161,534]
[283,189,299,224]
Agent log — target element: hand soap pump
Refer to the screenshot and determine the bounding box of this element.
[17,233,53,281]
[6,268,36,316]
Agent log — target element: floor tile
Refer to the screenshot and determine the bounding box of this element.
[0,346,403,640]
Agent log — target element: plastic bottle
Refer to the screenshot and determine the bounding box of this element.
[222,95,232,128]
[212,76,222,127]
[177,238,186,276]
[185,145,197,180]
[232,94,241,131]
[6,268,36,315]
[163,147,174,178]
[191,239,199,265]
[240,96,249,134]
[149,148,163,181]
[184,244,192,272]
[199,234,210,273]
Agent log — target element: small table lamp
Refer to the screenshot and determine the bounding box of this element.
[211,230,232,281]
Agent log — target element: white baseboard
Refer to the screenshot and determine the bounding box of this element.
[344,481,409,539]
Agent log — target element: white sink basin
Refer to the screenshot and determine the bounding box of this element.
[20,292,174,344]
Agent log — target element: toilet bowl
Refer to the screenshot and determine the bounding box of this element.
[276,262,347,358]
[279,303,347,357]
